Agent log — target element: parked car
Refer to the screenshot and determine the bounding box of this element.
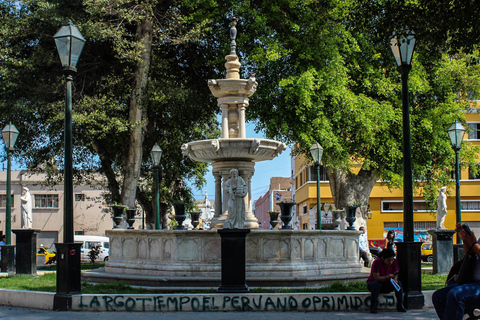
[36,246,56,265]
[421,242,433,262]
[74,235,109,262]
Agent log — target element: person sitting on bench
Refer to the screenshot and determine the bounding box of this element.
[432,223,480,320]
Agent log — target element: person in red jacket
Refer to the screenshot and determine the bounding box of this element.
[367,248,406,313]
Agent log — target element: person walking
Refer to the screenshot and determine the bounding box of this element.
[359,226,369,267]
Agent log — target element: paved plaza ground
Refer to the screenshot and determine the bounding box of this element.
[0,305,439,320]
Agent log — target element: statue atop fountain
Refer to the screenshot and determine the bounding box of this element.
[181,17,287,229]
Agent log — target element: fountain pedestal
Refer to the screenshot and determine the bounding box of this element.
[217,229,250,293]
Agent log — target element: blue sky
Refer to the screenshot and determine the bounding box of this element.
[1,119,292,203]
[187,120,292,201]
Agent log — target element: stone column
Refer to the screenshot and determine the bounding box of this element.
[241,166,258,229]
[221,104,229,138]
[12,229,40,276]
[214,174,222,219]
[222,171,230,215]
[239,104,246,138]
[428,229,456,274]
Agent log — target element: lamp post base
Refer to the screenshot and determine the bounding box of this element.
[395,241,424,309]
[54,242,82,310]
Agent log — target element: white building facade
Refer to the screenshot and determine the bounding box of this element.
[0,170,111,250]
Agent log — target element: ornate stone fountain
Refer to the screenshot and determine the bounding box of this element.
[84,18,365,289]
[181,18,286,229]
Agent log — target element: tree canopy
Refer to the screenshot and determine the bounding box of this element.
[227,0,480,208]
[1,0,479,222]
[0,0,225,226]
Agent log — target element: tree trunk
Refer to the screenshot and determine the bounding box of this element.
[92,140,121,204]
[327,168,378,208]
[121,17,153,209]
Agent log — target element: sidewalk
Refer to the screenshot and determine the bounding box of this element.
[0,305,438,320]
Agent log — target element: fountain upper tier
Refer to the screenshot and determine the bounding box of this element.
[182,17,287,163]
[182,138,286,163]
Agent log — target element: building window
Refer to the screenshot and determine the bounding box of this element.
[302,206,307,215]
[0,195,14,208]
[381,200,428,212]
[75,194,86,201]
[468,123,480,140]
[302,223,308,230]
[309,165,328,182]
[34,194,59,208]
[461,200,480,211]
[469,164,480,180]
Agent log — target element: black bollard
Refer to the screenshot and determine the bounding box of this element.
[1,245,15,275]
[217,228,250,293]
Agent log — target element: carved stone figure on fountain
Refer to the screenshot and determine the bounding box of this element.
[436,186,447,229]
[223,168,247,229]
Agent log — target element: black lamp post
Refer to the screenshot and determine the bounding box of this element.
[448,120,466,243]
[151,143,163,230]
[310,141,323,230]
[391,30,424,309]
[53,21,85,310]
[1,123,19,245]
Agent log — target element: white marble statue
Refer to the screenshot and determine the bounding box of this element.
[20,187,33,229]
[436,186,447,229]
[223,169,247,229]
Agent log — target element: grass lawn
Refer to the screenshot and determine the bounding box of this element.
[0,267,448,294]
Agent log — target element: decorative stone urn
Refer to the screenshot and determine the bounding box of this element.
[269,211,279,229]
[190,211,201,230]
[109,205,127,229]
[345,206,358,230]
[278,202,295,230]
[125,209,137,229]
[173,203,186,230]
[331,209,345,230]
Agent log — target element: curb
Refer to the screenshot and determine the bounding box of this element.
[0,288,434,312]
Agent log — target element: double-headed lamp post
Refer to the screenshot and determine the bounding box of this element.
[310,142,324,230]
[151,143,163,230]
[391,30,423,309]
[448,120,466,243]
[1,123,19,245]
[53,21,85,310]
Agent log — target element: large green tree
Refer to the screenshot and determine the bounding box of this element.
[226,0,480,208]
[0,0,224,227]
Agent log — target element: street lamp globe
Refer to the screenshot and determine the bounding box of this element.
[54,20,86,71]
[391,30,416,68]
[151,143,163,167]
[309,141,323,165]
[448,120,466,151]
[1,123,19,150]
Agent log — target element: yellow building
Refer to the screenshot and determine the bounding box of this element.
[293,112,480,244]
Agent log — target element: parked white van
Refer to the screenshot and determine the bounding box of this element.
[74,235,109,262]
